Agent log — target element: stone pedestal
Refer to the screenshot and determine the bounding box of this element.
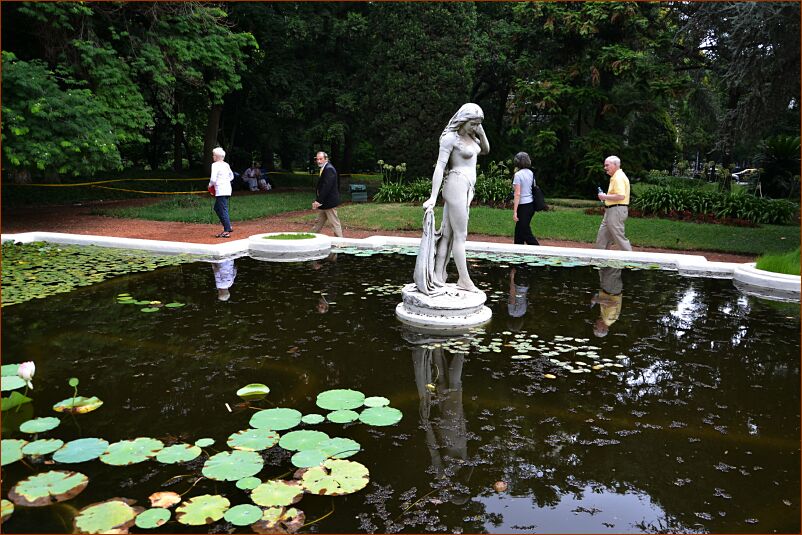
[248,233,331,262]
[395,283,492,330]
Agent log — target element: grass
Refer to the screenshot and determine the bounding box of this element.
[755,247,800,275]
[263,233,316,240]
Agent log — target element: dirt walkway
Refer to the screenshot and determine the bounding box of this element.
[1,197,756,263]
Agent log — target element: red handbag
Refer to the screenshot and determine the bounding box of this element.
[208,185,216,196]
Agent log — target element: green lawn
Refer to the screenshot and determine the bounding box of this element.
[756,247,800,275]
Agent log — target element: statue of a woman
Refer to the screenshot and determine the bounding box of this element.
[416,103,489,294]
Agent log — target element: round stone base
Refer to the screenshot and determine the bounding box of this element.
[249,233,331,262]
[396,283,492,330]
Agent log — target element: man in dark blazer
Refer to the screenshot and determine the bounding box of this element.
[311,151,343,237]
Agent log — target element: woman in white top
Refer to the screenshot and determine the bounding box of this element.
[511,151,539,245]
[208,147,235,238]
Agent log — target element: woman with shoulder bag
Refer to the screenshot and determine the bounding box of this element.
[511,151,540,245]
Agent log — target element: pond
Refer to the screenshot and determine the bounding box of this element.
[1,249,799,533]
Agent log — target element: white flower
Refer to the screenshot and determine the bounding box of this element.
[17,361,35,389]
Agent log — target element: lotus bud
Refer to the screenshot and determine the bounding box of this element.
[17,361,35,389]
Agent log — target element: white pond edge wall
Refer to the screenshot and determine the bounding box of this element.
[2,231,798,301]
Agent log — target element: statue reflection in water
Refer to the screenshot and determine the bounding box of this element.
[410,332,473,505]
[591,267,624,337]
[211,258,237,302]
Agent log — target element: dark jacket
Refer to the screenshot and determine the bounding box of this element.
[316,162,340,209]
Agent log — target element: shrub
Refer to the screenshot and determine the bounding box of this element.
[373,177,430,203]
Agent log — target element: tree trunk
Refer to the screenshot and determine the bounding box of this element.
[203,103,224,172]
[9,168,31,184]
[342,126,353,174]
[261,141,275,172]
[173,122,183,172]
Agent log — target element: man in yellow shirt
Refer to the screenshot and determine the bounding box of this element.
[595,155,632,251]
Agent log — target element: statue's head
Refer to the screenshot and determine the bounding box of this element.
[442,103,484,139]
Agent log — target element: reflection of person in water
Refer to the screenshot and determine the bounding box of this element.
[212,259,237,302]
[507,266,529,318]
[591,267,623,337]
[311,252,338,314]
[412,342,472,505]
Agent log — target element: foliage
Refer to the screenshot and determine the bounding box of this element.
[757,135,801,199]
[373,178,432,203]
[755,247,800,276]
[377,160,407,185]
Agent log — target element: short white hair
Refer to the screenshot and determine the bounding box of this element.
[213,147,226,159]
[605,155,620,167]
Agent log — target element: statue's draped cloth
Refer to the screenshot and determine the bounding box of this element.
[413,206,449,296]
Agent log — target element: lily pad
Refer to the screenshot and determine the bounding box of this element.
[250,407,302,431]
[202,450,263,481]
[1,376,26,392]
[228,428,280,452]
[358,406,403,426]
[291,449,327,468]
[1,391,32,411]
[74,498,143,534]
[327,410,360,424]
[140,307,160,313]
[1,499,13,524]
[363,396,390,408]
[236,476,262,490]
[155,443,202,464]
[224,503,263,526]
[251,480,304,507]
[300,459,370,496]
[317,437,361,459]
[53,438,109,464]
[316,389,365,411]
[195,437,215,448]
[52,396,104,414]
[1,438,27,466]
[22,438,64,457]
[251,506,305,534]
[175,494,230,526]
[278,430,329,451]
[149,491,181,509]
[19,416,61,434]
[8,470,89,506]
[135,507,171,529]
[236,383,270,399]
[1,364,20,377]
[100,437,164,466]
[301,414,325,425]
[164,302,185,308]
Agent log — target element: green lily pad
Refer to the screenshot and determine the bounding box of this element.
[236,476,262,490]
[140,307,160,313]
[236,383,270,399]
[175,494,230,526]
[301,414,325,425]
[250,408,302,431]
[135,507,171,529]
[1,438,27,466]
[155,443,202,464]
[316,389,365,411]
[1,376,26,392]
[52,396,104,414]
[164,302,186,308]
[73,498,143,533]
[1,391,32,411]
[202,450,263,481]
[359,406,403,426]
[251,506,305,534]
[224,503,263,526]
[228,428,280,452]
[327,410,360,424]
[100,437,164,466]
[1,499,13,524]
[195,437,215,448]
[363,396,390,407]
[68,377,80,387]
[317,437,361,459]
[300,459,370,496]
[19,416,61,434]
[8,470,89,506]
[22,438,64,456]
[278,430,329,451]
[1,364,19,377]
[291,449,327,468]
[53,438,109,463]
[250,480,304,507]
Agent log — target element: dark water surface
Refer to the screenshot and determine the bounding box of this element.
[2,251,799,533]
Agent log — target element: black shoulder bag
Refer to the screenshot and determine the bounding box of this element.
[532,173,547,212]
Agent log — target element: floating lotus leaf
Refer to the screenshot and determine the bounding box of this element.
[135,507,171,529]
[1,499,13,523]
[22,438,64,456]
[278,430,329,452]
[195,437,215,448]
[236,383,270,399]
[250,408,302,431]
[358,406,403,426]
[155,443,201,464]
[100,437,164,466]
[316,389,365,411]
[164,302,185,308]
[291,449,326,468]
[1,376,26,392]
[52,396,103,414]
[327,410,359,424]
[175,494,230,526]
[1,391,32,411]
[202,450,263,481]
[19,416,61,434]
[1,364,19,377]
[224,503,263,526]
[301,414,325,425]
[1,438,27,466]
[228,428,280,451]
[53,438,109,463]
[251,506,305,534]
[363,396,390,408]
[8,470,89,506]
[300,459,370,496]
[317,437,361,459]
[251,480,304,507]
[236,476,261,490]
[73,498,143,534]
[140,307,160,313]
[149,491,181,509]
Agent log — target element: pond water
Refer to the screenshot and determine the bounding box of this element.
[2,250,799,533]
